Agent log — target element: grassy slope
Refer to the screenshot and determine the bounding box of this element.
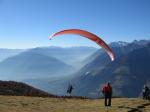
[0,96,150,112]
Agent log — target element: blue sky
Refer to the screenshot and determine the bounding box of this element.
[0,0,150,48]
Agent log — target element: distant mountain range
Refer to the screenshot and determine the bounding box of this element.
[28,46,97,69]
[71,40,150,98]
[0,51,73,80]
[0,49,24,62]
[0,40,150,98]
[0,47,97,80]
[28,40,150,97]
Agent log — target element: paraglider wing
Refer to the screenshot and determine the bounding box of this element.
[49,29,115,61]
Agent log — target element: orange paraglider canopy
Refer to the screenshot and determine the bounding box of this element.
[49,29,115,61]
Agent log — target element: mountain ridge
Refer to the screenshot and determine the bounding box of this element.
[70,41,150,98]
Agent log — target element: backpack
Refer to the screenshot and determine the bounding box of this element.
[102,85,111,94]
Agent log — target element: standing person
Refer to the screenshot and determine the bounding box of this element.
[67,83,74,96]
[102,82,112,106]
[142,85,150,100]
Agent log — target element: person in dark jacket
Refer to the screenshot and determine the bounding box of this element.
[67,84,74,96]
[142,85,150,100]
[102,82,112,106]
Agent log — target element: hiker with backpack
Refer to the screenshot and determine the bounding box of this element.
[101,82,113,106]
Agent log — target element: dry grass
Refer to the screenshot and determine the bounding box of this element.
[0,95,149,112]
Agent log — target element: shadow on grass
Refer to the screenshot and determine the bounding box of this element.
[118,102,150,112]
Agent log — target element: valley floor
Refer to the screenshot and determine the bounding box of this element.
[0,95,149,112]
